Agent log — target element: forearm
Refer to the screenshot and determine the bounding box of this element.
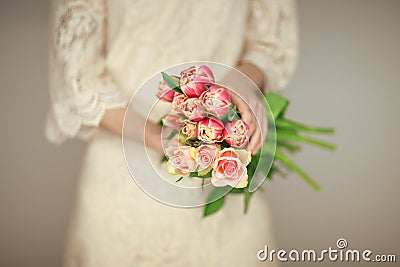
[100,108,126,136]
[236,62,266,92]
[100,107,163,153]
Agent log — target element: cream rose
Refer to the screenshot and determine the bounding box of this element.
[211,148,251,188]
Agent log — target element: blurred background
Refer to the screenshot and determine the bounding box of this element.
[0,0,399,266]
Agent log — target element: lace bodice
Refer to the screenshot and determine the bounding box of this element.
[46,0,298,144]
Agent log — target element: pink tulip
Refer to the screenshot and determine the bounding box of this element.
[200,85,231,117]
[157,79,177,102]
[211,148,251,188]
[181,98,207,122]
[180,65,215,97]
[223,119,250,148]
[196,117,224,143]
[171,93,187,114]
[162,113,186,129]
[181,120,197,140]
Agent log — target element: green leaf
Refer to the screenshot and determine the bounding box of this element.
[163,129,179,141]
[183,138,202,147]
[175,176,184,183]
[273,148,321,191]
[189,171,212,178]
[246,144,274,186]
[204,197,225,217]
[271,166,287,178]
[220,104,240,122]
[247,149,261,178]
[230,188,244,194]
[277,132,336,151]
[266,165,287,180]
[277,140,302,154]
[265,92,289,119]
[227,109,240,121]
[243,189,252,214]
[203,187,227,217]
[276,118,335,134]
[161,72,183,94]
[161,155,168,162]
[267,165,276,179]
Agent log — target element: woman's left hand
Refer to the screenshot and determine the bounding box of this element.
[230,90,268,154]
[219,63,268,154]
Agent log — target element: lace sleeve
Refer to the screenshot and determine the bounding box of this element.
[46,0,127,144]
[241,0,298,91]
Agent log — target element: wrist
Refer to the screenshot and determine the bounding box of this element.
[145,122,163,154]
[237,62,265,91]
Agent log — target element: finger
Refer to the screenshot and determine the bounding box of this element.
[249,129,262,154]
[253,102,268,141]
[256,108,268,141]
[240,109,256,137]
[250,108,264,153]
[253,135,263,154]
[262,114,268,140]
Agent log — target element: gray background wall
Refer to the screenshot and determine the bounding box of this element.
[0,0,399,266]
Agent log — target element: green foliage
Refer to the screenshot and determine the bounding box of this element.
[265,92,289,119]
[175,176,184,183]
[274,148,321,191]
[265,92,336,191]
[276,118,335,133]
[161,72,183,94]
[203,92,336,217]
[189,171,212,178]
[203,187,227,217]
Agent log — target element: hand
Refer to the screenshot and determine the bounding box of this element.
[144,121,163,155]
[230,91,268,154]
[219,63,268,154]
[101,108,164,155]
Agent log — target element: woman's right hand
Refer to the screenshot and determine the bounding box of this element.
[144,121,163,155]
[101,107,163,155]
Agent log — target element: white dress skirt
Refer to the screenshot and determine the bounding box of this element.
[46,0,297,266]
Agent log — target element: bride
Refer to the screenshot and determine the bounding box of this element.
[46,0,297,266]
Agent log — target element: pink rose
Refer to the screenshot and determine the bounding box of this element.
[181,98,206,122]
[196,144,219,175]
[157,79,177,102]
[200,85,231,117]
[181,120,197,140]
[211,148,251,188]
[180,65,215,97]
[223,119,250,148]
[196,117,224,143]
[165,144,197,176]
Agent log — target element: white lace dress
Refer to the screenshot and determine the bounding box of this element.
[46,0,297,266]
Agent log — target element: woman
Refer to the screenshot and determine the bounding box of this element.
[47,0,297,266]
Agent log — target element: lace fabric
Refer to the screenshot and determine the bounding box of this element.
[46,0,128,144]
[242,0,298,91]
[46,0,297,145]
[47,1,297,266]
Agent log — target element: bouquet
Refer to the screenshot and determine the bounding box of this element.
[156,65,335,217]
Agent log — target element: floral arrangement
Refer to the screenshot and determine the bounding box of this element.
[157,65,335,217]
